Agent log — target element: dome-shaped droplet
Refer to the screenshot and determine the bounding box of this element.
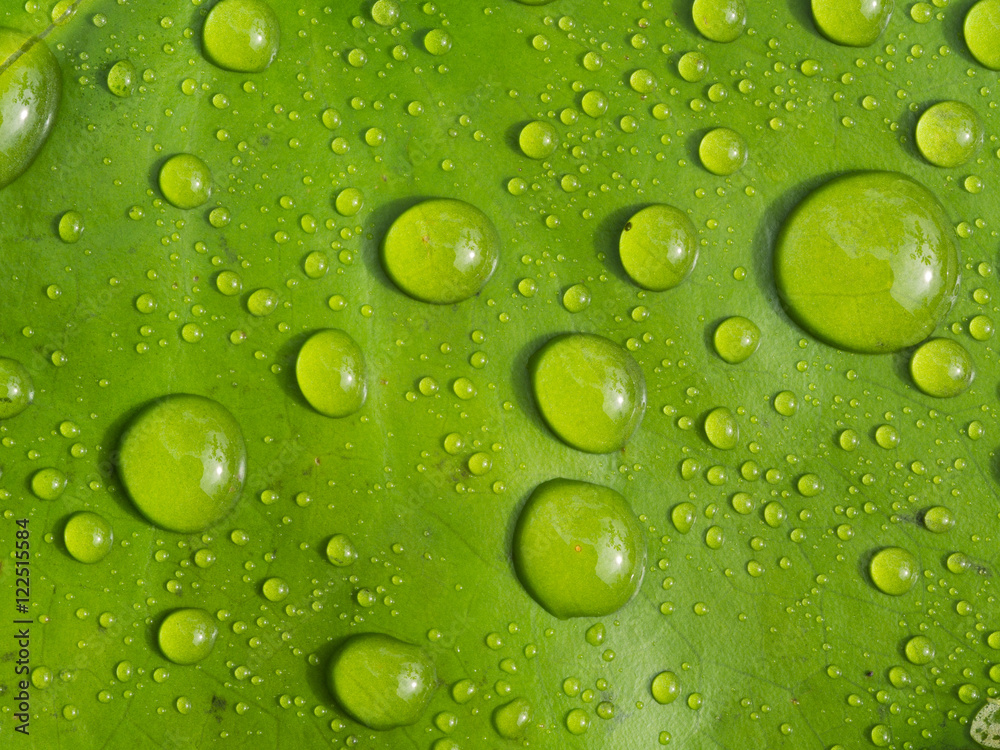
[371,0,400,26]
[493,698,532,739]
[295,329,367,418]
[529,333,646,454]
[774,172,958,353]
[692,0,747,42]
[0,357,34,418]
[31,467,66,500]
[58,210,84,243]
[713,316,760,363]
[964,0,1000,70]
[704,407,739,449]
[326,534,358,566]
[513,478,646,619]
[922,506,954,533]
[811,0,893,46]
[619,205,698,291]
[381,199,500,304]
[0,27,61,189]
[699,128,747,175]
[118,394,247,533]
[158,608,219,664]
[327,633,436,730]
[909,338,974,397]
[915,101,982,168]
[519,121,558,159]
[677,51,710,81]
[159,154,212,209]
[202,0,280,73]
[107,60,135,98]
[63,511,113,564]
[651,671,680,704]
[904,635,935,664]
[870,547,919,595]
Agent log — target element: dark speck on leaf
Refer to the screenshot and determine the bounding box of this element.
[865,670,873,677]
[623,222,632,231]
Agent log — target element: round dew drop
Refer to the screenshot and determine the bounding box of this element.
[326,534,358,566]
[529,333,646,454]
[677,51,709,82]
[774,172,958,353]
[870,547,919,596]
[651,671,680,704]
[31,468,66,500]
[202,0,280,73]
[0,27,61,190]
[619,205,698,291]
[0,357,34,418]
[58,210,84,243]
[713,316,760,363]
[107,60,135,98]
[295,329,367,418]
[63,512,113,563]
[562,283,591,312]
[811,0,893,46]
[493,698,532,739]
[247,288,278,316]
[423,29,452,55]
[327,633,436,730]
[566,708,590,735]
[692,0,747,42]
[964,0,1000,70]
[159,154,212,209]
[672,502,696,533]
[158,608,218,664]
[904,635,935,665]
[915,101,983,168]
[117,394,247,533]
[699,128,747,175]
[909,338,974,397]
[704,407,738,450]
[371,0,400,26]
[381,199,500,304]
[922,506,955,533]
[335,188,364,216]
[513,478,646,619]
[519,121,558,159]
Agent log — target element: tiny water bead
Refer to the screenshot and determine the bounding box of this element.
[965,0,1000,70]
[159,154,212,210]
[63,511,113,563]
[870,547,919,596]
[31,467,66,500]
[295,329,367,418]
[529,333,646,454]
[326,534,358,566]
[699,128,747,176]
[677,51,709,82]
[202,0,280,73]
[118,395,247,533]
[381,199,500,304]
[58,210,84,243]
[704,407,738,450]
[811,0,893,46]
[909,338,974,398]
[0,27,61,190]
[713,316,760,363]
[493,698,532,739]
[774,172,958,353]
[904,635,935,665]
[692,0,747,42]
[0,357,34,418]
[158,608,219,665]
[513,478,646,619]
[922,506,955,533]
[619,205,698,291]
[915,101,983,168]
[519,121,558,160]
[327,634,436,730]
[107,60,135,98]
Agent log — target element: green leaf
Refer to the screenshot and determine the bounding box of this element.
[1,0,998,748]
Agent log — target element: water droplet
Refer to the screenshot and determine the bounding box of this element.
[677,51,710,82]
[699,128,747,175]
[964,0,1000,70]
[692,0,747,42]
[118,395,247,533]
[327,633,436,730]
[247,288,278,316]
[31,467,66,500]
[295,329,367,418]
[326,534,358,567]
[513,478,646,618]
[875,424,900,449]
[629,68,658,93]
[922,506,954,533]
[107,60,135,98]
[562,283,591,312]
[529,333,646,453]
[382,199,500,304]
[0,358,34,418]
[915,101,983,168]
[619,205,698,291]
[63,512,113,563]
[493,698,532,739]
[519,121,558,159]
[262,577,289,602]
[424,28,452,55]
[159,154,212,209]
[870,547,918,595]
[202,0,280,73]
[565,707,590,735]
[904,634,935,664]
[713,316,760,363]
[909,338,974,397]
[774,172,958,353]
[158,608,219,664]
[811,0,893,46]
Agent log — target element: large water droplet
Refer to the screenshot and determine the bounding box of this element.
[519,120,558,159]
[493,698,532,739]
[915,101,982,168]
[529,333,646,454]
[327,633,436,730]
[704,407,739,449]
[0,28,61,189]
[159,154,212,209]
[158,608,218,664]
[381,199,500,304]
[869,547,919,595]
[202,0,280,73]
[692,0,747,42]
[118,395,247,533]
[909,338,974,397]
[0,357,34,418]
[513,478,646,619]
[811,0,893,46]
[651,671,680,704]
[774,172,958,353]
[619,205,698,291]
[964,0,1000,70]
[295,329,367,418]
